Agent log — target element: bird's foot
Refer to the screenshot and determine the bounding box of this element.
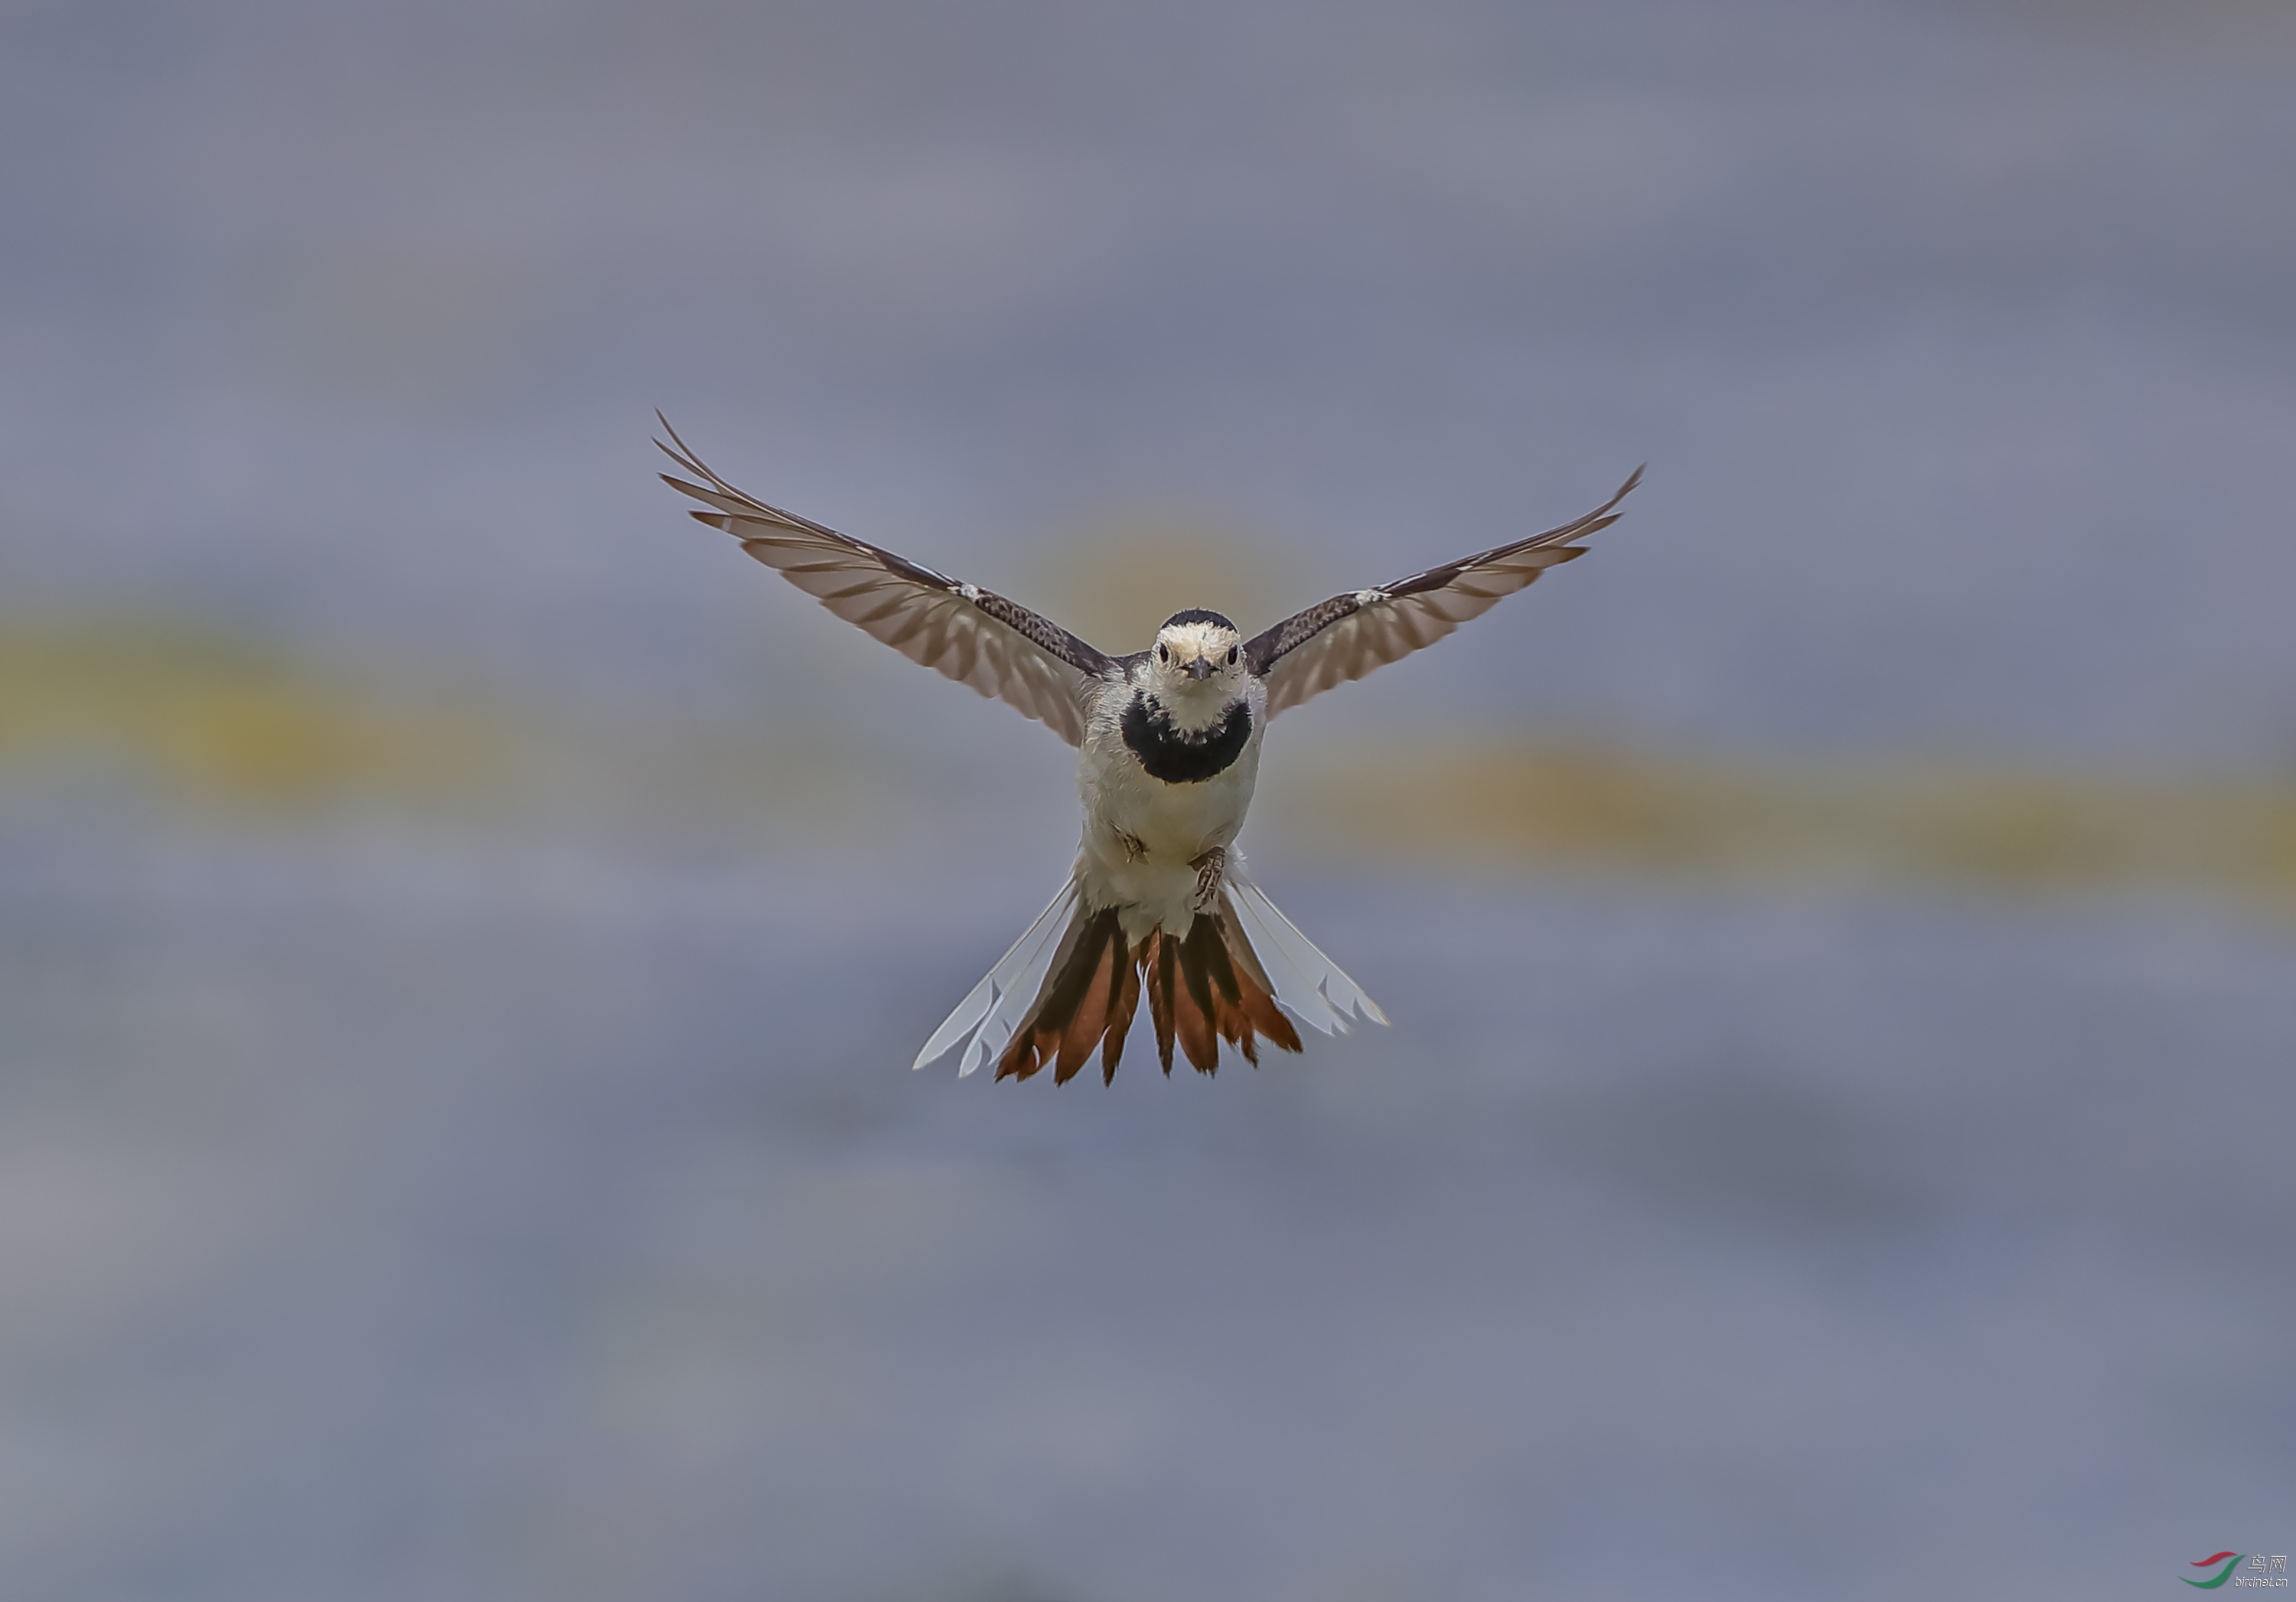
[1189,846,1226,912]
[1117,829,1148,863]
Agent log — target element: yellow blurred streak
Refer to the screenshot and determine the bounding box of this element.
[0,615,887,836]
[0,616,507,811]
[1263,738,2296,907]
[9,613,2296,909]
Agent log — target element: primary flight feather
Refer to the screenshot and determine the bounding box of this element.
[657,414,1640,1084]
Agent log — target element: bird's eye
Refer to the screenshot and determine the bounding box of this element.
[1157,644,1169,663]
[1227,645,1238,664]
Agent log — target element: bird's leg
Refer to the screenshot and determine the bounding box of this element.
[1117,829,1148,863]
[1189,846,1226,912]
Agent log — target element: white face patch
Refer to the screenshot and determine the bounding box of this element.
[1153,620,1243,680]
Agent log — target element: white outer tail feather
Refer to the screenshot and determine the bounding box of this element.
[1223,868,1389,1036]
[912,866,1384,1075]
[911,874,1083,1076]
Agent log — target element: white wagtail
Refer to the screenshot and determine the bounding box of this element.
[658,416,1640,1085]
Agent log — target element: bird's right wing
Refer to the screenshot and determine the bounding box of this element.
[657,416,1116,746]
[1244,467,1641,718]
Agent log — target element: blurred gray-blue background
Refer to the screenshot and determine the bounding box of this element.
[3,2,2293,1597]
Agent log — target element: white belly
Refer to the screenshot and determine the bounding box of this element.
[1075,688,1264,938]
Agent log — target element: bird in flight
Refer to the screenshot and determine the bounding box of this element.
[657,416,1640,1085]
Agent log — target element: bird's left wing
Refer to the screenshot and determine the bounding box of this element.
[657,417,1116,746]
[1243,466,1642,718]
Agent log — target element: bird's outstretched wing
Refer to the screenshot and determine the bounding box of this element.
[1242,466,1642,718]
[656,416,1117,746]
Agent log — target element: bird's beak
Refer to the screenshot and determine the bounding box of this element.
[1185,657,1215,680]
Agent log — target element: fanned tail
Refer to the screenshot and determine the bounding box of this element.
[914,868,1385,1084]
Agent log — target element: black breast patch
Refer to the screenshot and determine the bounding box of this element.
[1120,694,1252,784]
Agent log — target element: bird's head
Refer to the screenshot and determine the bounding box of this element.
[1149,610,1246,696]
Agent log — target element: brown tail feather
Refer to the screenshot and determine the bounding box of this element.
[996,903,1306,1085]
[997,907,1120,1082]
[1101,955,1142,1085]
[1218,909,1303,1055]
[1148,932,1177,1072]
[1187,915,1254,1065]
[1193,915,1242,1006]
[1053,928,1119,1085]
[1170,929,1221,1074]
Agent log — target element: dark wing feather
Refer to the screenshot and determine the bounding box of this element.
[655,416,1116,746]
[1243,466,1642,718]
